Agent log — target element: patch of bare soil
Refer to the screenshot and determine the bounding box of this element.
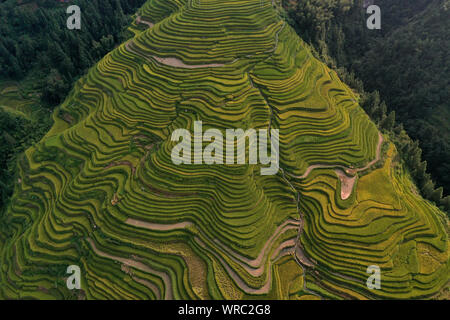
[136,15,154,28]
[335,169,357,200]
[125,41,226,69]
[126,218,192,231]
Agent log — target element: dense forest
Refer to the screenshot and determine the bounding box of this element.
[0,0,147,213]
[283,0,450,212]
[0,0,146,104]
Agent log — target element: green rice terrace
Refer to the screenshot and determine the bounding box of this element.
[0,0,448,299]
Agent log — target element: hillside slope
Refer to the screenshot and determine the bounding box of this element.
[0,0,149,214]
[0,0,448,299]
[354,0,450,195]
[285,0,450,197]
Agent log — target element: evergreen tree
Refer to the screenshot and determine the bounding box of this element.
[441,196,450,212]
[431,187,443,204]
[422,180,435,199]
[415,161,427,185]
[381,111,396,131]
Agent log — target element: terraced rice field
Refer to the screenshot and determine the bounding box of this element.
[0,81,36,118]
[0,0,448,299]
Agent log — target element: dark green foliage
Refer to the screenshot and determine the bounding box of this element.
[41,69,70,105]
[442,196,450,212]
[0,108,52,213]
[352,1,450,197]
[0,0,147,105]
[431,187,444,204]
[415,160,427,185]
[422,180,435,199]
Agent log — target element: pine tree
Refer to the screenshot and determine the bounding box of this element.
[430,187,443,204]
[441,196,450,212]
[422,180,434,199]
[415,161,427,185]
[381,111,395,131]
[370,91,381,117]
[377,102,387,123]
[10,56,23,78]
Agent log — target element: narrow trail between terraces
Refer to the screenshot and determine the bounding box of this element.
[124,214,300,294]
[290,132,384,180]
[287,132,384,200]
[87,238,173,299]
[279,132,384,298]
[136,15,154,28]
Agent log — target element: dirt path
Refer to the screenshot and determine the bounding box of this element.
[292,132,383,180]
[121,264,161,299]
[283,132,384,297]
[359,132,384,171]
[87,238,173,299]
[125,41,226,69]
[152,55,225,68]
[288,132,384,200]
[126,218,192,231]
[294,244,315,268]
[215,219,300,271]
[136,15,154,28]
[270,239,296,261]
[124,210,299,295]
[191,218,300,294]
[194,237,272,294]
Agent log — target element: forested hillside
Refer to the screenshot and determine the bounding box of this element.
[0,0,147,213]
[354,0,449,198]
[284,0,450,210]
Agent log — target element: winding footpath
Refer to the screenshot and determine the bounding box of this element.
[124,215,300,294]
[288,132,384,200]
[119,10,384,296]
[136,15,154,28]
[87,238,173,299]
